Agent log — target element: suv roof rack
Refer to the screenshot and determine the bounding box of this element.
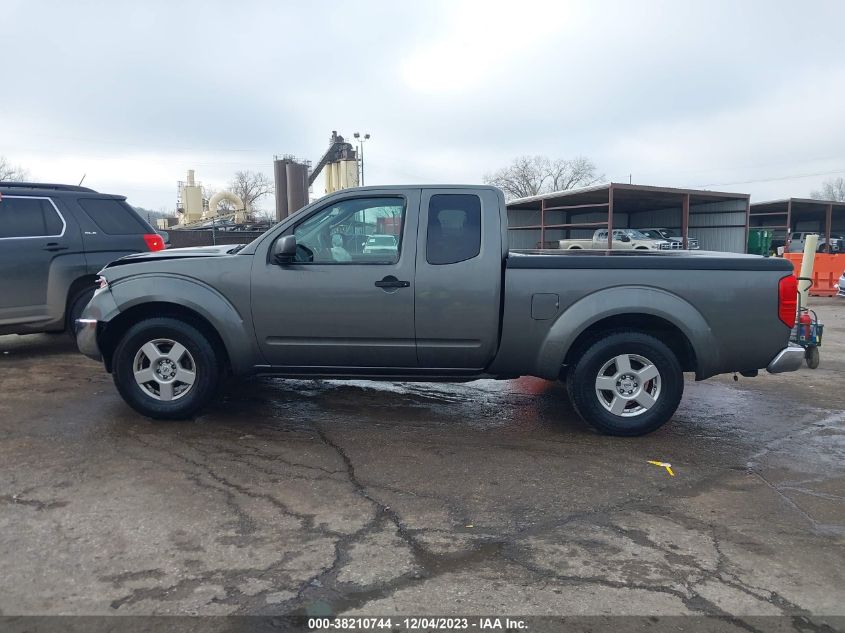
[0,181,97,193]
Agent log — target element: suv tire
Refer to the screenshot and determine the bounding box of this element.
[567,331,683,436]
[112,318,220,420]
[67,286,96,340]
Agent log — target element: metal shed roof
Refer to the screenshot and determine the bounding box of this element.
[507,182,748,211]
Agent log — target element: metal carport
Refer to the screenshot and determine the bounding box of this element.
[749,198,845,252]
[507,183,750,252]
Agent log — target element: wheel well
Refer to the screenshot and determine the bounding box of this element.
[65,275,99,327]
[563,313,697,374]
[99,302,231,374]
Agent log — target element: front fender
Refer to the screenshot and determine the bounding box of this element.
[535,285,718,380]
[102,273,258,374]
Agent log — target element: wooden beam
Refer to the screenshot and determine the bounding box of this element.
[540,222,609,229]
[682,193,690,250]
[785,199,792,251]
[826,203,833,251]
[540,198,545,247]
[607,185,614,249]
[743,196,750,254]
[542,202,610,212]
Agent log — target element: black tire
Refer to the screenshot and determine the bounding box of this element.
[67,286,96,340]
[805,346,820,369]
[112,317,221,420]
[566,331,684,436]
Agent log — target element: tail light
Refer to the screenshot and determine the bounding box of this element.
[778,275,798,327]
[143,233,165,251]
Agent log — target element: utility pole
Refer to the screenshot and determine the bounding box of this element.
[353,132,370,186]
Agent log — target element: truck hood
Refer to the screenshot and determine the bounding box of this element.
[104,244,238,269]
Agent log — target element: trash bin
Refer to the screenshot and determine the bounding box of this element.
[747,229,774,256]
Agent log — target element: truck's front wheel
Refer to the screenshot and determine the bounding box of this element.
[567,331,683,436]
[112,318,221,420]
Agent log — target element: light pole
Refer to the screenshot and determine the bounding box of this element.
[353,132,370,186]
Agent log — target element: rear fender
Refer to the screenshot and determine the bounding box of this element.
[535,286,718,379]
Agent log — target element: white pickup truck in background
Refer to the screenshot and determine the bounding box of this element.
[640,227,700,250]
[560,228,672,250]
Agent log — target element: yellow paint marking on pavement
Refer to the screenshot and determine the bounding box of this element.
[648,460,675,477]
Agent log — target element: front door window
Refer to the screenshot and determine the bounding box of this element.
[292,197,405,264]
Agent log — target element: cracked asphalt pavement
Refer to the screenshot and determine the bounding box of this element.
[0,299,842,624]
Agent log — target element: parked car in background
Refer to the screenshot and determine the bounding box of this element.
[837,271,845,297]
[77,185,801,436]
[640,227,699,250]
[0,182,164,343]
[560,228,672,250]
[362,233,399,256]
[787,232,843,253]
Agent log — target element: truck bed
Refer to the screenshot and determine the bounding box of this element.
[507,249,794,271]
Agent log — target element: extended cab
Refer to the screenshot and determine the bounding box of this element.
[77,185,803,436]
[560,228,672,251]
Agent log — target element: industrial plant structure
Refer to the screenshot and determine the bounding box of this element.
[273,156,310,221]
[175,169,247,228]
[309,131,359,195]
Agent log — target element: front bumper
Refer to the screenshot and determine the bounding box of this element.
[75,318,102,361]
[766,345,805,374]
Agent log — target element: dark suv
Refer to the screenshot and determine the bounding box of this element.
[0,182,164,341]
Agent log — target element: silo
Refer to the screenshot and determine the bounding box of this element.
[274,158,289,221]
[285,162,309,216]
[299,164,309,212]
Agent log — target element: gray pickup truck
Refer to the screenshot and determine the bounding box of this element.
[77,185,803,436]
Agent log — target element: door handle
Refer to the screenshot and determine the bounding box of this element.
[43,243,69,252]
[374,275,410,289]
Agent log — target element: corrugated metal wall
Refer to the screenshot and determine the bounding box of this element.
[627,200,746,253]
[688,200,747,253]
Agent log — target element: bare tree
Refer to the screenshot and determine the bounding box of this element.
[811,177,845,202]
[548,156,603,192]
[0,156,29,181]
[483,155,603,200]
[229,170,274,211]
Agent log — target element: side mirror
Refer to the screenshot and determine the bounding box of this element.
[620,235,631,243]
[272,235,297,265]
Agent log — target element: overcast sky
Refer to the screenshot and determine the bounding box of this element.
[2,0,844,210]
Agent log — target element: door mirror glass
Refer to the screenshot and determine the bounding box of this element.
[620,234,631,243]
[272,235,297,264]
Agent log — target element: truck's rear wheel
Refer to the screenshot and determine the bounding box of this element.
[112,318,220,420]
[567,331,683,436]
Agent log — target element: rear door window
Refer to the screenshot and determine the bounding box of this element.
[78,198,147,234]
[0,197,64,238]
[426,194,481,265]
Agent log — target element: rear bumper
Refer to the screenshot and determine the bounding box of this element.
[766,345,805,374]
[75,319,102,361]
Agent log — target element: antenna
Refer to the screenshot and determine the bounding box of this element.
[78,174,87,186]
